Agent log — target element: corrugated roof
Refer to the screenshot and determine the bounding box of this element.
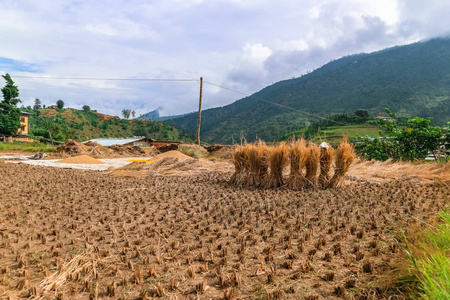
[84,137,146,146]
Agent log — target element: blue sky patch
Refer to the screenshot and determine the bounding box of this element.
[0,57,40,73]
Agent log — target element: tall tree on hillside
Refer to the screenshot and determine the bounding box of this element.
[131,110,136,118]
[33,98,42,110]
[0,74,21,136]
[122,109,131,119]
[56,99,64,109]
[82,105,91,112]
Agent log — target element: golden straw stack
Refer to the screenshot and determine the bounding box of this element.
[257,140,270,187]
[263,142,288,189]
[305,142,320,188]
[286,139,309,190]
[327,136,355,188]
[318,142,335,188]
[230,146,246,185]
[245,143,262,187]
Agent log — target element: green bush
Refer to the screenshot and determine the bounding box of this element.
[355,116,447,161]
[354,136,392,161]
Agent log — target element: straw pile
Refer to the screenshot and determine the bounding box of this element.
[230,137,355,190]
[229,141,270,187]
[262,142,288,189]
[318,142,335,188]
[305,142,320,189]
[286,139,309,190]
[327,137,355,188]
[55,139,88,155]
[230,146,246,185]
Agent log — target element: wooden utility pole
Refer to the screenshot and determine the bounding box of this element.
[196,77,203,145]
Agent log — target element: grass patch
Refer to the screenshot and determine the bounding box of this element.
[410,209,450,299]
[177,144,208,158]
[287,124,387,145]
[0,141,55,152]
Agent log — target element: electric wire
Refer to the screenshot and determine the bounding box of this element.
[12,75,196,82]
[12,74,346,125]
[203,80,347,125]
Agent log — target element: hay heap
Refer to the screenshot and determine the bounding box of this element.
[327,137,355,188]
[262,142,288,189]
[318,142,335,188]
[305,142,320,189]
[286,139,309,190]
[230,146,246,185]
[55,139,88,156]
[241,141,269,187]
[230,137,355,190]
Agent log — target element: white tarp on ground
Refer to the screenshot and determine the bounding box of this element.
[0,155,33,160]
[3,157,151,171]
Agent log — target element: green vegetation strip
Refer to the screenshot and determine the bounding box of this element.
[411,209,450,299]
[0,141,55,152]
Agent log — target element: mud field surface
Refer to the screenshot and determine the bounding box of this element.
[0,160,449,299]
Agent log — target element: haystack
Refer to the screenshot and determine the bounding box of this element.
[230,146,246,185]
[262,143,288,189]
[55,139,88,156]
[305,142,320,188]
[286,139,309,190]
[318,142,335,188]
[327,136,355,188]
[243,141,269,187]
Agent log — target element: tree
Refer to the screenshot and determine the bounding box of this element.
[122,109,131,119]
[391,117,443,161]
[354,109,369,120]
[33,98,42,110]
[82,105,91,113]
[0,74,21,136]
[355,115,445,161]
[56,99,64,109]
[131,110,136,118]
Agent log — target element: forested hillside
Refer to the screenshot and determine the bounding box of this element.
[169,37,450,144]
[21,107,190,143]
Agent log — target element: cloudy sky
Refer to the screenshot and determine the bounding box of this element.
[1,0,449,117]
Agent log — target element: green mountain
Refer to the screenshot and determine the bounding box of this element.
[22,108,191,143]
[136,108,192,122]
[169,37,450,144]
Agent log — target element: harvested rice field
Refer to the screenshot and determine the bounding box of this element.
[0,153,449,299]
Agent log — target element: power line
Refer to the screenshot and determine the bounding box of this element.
[11,75,196,82]
[203,80,347,125]
[13,73,345,125]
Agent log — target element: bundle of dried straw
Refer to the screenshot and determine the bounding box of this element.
[263,143,288,189]
[305,142,320,188]
[327,137,355,188]
[318,142,335,188]
[286,139,309,190]
[230,146,246,185]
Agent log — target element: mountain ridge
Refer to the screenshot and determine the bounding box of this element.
[168,37,450,144]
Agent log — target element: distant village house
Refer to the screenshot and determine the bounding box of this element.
[375,113,396,122]
[18,112,32,136]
